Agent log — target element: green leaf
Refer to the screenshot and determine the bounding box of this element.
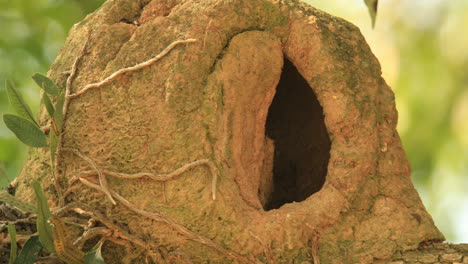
[84,241,105,264]
[53,92,65,132]
[32,73,59,96]
[3,114,48,148]
[42,93,55,117]
[49,132,58,166]
[364,0,378,28]
[5,80,38,127]
[8,223,17,264]
[0,191,38,213]
[32,181,55,253]
[15,235,42,264]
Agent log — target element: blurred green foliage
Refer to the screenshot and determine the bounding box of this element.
[0,0,106,186]
[0,0,466,242]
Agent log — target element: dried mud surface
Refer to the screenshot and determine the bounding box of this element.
[14,0,444,263]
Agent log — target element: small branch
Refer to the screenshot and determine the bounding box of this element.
[0,216,36,226]
[54,202,93,217]
[67,38,197,99]
[73,227,111,249]
[161,182,167,203]
[62,147,116,205]
[310,230,321,264]
[63,29,91,118]
[249,231,275,264]
[203,20,213,49]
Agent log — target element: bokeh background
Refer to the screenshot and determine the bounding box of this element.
[1,0,467,242]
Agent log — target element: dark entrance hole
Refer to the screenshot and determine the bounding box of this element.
[263,58,331,211]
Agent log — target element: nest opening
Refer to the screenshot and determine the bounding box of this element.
[262,58,331,211]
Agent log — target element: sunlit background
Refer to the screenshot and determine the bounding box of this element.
[1,0,467,243]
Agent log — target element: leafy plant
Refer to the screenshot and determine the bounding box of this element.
[3,74,65,147]
[3,74,66,171]
[3,115,48,148]
[31,73,60,96]
[5,80,38,127]
[3,181,59,263]
[3,75,105,263]
[3,182,55,262]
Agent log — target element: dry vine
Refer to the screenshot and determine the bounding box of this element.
[61,146,249,262]
[100,159,217,200]
[66,38,197,99]
[54,202,161,263]
[81,178,251,262]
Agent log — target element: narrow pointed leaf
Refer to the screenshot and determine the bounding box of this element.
[84,242,105,264]
[15,235,42,264]
[364,0,378,28]
[3,115,48,148]
[42,93,55,117]
[32,181,55,253]
[53,92,65,132]
[32,73,59,96]
[0,191,37,213]
[0,162,8,186]
[8,223,17,264]
[5,80,38,127]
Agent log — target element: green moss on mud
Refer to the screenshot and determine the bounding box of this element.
[261,0,288,31]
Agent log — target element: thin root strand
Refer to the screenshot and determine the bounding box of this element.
[67,38,197,99]
[102,159,218,200]
[79,178,251,263]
